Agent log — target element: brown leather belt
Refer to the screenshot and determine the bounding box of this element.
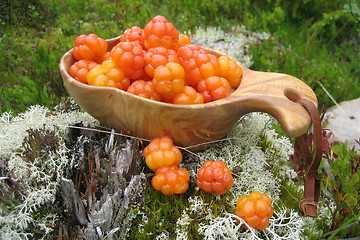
[295,99,322,217]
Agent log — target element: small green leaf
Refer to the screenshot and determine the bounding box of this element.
[350,172,359,185]
[344,195,357,207]
[330,161,340,175]
[344,183,356,195]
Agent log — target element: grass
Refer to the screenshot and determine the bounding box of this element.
[1,0,359,114]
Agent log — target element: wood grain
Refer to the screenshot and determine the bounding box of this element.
[59,37,318,148]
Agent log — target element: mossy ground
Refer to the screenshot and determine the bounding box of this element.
[1,102,359,239]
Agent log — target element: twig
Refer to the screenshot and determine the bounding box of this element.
[317,81,343,112]
[280,185,300,202]
[322,215,360,239]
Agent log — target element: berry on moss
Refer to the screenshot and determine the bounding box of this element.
[196,160,234,195]
[152,165,190,195]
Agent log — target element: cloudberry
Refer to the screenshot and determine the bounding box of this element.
[69,59,98,84]
[120,26,144,46]
[152,165,190,195]
[174,34,191,52]
[141,15,179,50]
[235,191,274,230]
[86,59,130,90]
[196,160,234,195]
[73,33,108,63]
[144,46,179,78]
[127,80,162,101]
[197,76,232,103]
[110,41,146,80]
[177,44,220,87]
[153,62,185,102]
[143,136,182,171]
[218,55,242,88]
[173,86,204,105]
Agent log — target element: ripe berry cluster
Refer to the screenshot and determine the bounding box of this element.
[143,136,190,195]
[235,191,274,230]
[143,137,235,197]
[69,15,242,104]
[196,160,234,195]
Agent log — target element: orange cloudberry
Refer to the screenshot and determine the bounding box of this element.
[127,80,162,101]
[177,44,220,87]
[143,136,182,171]
[218,55,242,88]
[110,41,146,80]
[174,34,191,52]
[152,165,190,195]
[141,15,179,50]
[69,59,98,84]
[73,33,108,63]
[235,191,274,230]
[86,59,130,90]
[197,76,232,103]
[120,26,144,47]
[173,86,204,105]
[153,62,185,102]
[196,160,234,195]
[144,46,179,78]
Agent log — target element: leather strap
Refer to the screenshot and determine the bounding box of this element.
[295,99,322,217]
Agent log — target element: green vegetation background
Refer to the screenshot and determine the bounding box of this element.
[1,0,359,115]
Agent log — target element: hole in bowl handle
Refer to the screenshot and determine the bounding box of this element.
[294,99,322,217]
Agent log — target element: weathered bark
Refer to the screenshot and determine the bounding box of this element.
[59,124,146,239]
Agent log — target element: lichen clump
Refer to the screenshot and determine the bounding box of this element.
[1,102,334,239]
[0,104,99,239]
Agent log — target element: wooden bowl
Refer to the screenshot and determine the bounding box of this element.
[59,36,317,148]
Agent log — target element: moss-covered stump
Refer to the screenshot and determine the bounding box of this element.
[1,100,359,239]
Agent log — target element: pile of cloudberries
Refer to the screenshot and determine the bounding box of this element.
[69,15,242,104]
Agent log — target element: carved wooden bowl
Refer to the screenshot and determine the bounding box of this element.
[59,36,317,148]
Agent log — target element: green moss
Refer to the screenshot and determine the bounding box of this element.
[278,180,303,212]
[128,174,237,239]
[129,181,189,239]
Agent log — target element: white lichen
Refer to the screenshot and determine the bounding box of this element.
[175,210,192,240]
[183,113,311,239]
[188,195,208,215]
[156,231,170,240]
[1,103,335,239]
[197,209,305,240]
[0,104,99,239]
